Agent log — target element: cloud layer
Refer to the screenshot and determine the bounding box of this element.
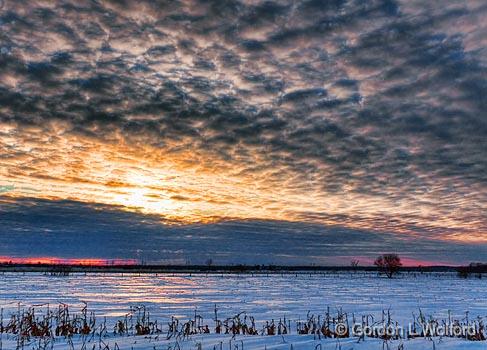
[1,197,485,265]
[0,0,486,261]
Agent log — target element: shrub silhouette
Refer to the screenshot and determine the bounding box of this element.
[374,254,402,278]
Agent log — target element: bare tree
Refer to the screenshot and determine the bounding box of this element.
[350,259,360,268]
[374,254,402,278]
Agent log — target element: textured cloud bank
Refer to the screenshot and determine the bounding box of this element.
[0,0,486,262]
[1,197,485,265]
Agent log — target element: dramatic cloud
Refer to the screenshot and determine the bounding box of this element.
[1,197,485,265]
[0,0,486,262]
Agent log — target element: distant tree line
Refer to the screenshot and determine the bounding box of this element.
[457,263,487,278]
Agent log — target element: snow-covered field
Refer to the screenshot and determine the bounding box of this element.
[0,272,485,349]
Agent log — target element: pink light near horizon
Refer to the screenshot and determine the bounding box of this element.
[336,256,458,267]
[0,256,139,266]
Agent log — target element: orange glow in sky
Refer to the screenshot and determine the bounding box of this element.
[0,0,486,258]
[0,127,485,244]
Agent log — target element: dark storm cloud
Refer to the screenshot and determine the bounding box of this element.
[0,0,486,244]
[1,197,485,265]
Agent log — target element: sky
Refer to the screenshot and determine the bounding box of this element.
[0,0,486,265]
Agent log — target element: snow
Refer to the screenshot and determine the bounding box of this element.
[0,272,485,349]
[2,334,486,350]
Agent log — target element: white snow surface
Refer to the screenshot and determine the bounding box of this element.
[0,272,486,349]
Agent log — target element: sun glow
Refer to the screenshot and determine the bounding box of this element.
[126,188,149,209]
[1,124,485,243]
[119,186,183,217]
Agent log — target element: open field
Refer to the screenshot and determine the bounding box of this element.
[0,263,461,274]
[0,272,486,349]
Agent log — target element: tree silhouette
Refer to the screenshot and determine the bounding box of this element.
[374,254,402,278]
